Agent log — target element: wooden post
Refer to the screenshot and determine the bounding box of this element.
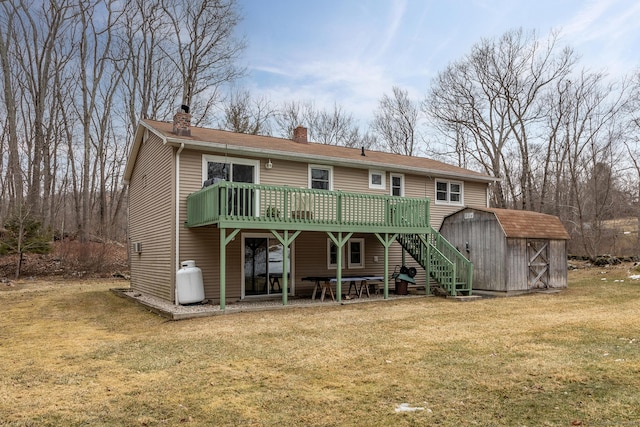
[219,228,226,310]
[271,229,301,305]
[375,232,398,300]
[219,228,241,311]
[327,231,353,302]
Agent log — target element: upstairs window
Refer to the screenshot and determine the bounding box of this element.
[390,173,404,196]
[202,155,258,185]
[435,180,463,205]
[369,170,386,190]
[309,165,333,190]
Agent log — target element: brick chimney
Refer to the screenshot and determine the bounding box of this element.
[173,105,191,136]
[293,126,308,144]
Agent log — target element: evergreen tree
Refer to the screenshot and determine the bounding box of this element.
[0,209,52,279]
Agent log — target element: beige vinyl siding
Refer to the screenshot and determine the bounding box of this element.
[177,226,243,303]
[333,167,383,194]
[177,149,246,303]
[430,179,488,229]
[177,149,221,301]
[293,232,427,296]
[170,146,488,301]
[128,133,175,300]
[261,158,307,187]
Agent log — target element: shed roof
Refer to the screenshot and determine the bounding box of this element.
[123,119,497,184]
[451,207,571,240]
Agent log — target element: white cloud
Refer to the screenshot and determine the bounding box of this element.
[561,0,640,73]
[238,0,640,127]
[247,56,395,126]
[374,0,407,60]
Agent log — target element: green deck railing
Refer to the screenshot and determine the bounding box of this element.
[186,181,431,231]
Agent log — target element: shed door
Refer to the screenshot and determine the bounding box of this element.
[528,239,549,289]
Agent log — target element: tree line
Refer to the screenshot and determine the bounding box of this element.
[1,1,639,260]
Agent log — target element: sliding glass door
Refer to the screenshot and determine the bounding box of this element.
[243,235,293,297]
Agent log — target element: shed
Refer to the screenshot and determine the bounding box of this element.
[439,207,570,293]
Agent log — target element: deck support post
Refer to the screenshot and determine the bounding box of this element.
[219,227,241,311]
[375,232,398,299]
[270,229,302,305]
[327,231,353,301]
[418,234,430,295]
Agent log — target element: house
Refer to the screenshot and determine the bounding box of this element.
[439,207,570,293]
[123,110,497,308]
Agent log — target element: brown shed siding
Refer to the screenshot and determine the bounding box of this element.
[505,238,528,291]
[440,207,568,293]
[439,209,507,291]
[128,133,175,300]
[549,240,568,288]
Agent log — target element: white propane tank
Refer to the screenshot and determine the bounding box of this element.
[176,260,205,304]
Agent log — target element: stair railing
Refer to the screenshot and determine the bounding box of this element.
[396,228,473,296]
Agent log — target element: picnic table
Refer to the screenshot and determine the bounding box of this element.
[302,276,385,302]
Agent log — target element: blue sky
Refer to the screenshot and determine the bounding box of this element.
[235,0,640,125]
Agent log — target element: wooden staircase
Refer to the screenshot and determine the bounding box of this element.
[396,228,473,296]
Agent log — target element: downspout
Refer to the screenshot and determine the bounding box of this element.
[175,143,185,304]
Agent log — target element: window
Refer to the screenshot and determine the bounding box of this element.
[435,180,463,205]
[202,155,259,216]
[309,165,333,190]
[348,238,365,269]
[327,238,365,269]
[390,174,404,196]
[327,240,339,269]
[202,155,259,185]
[369,170,386,190]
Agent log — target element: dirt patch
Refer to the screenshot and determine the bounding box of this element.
[0,240,128,281]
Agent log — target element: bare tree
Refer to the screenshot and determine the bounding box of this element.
[14,1,75,216]
[312,103,360,147]
[275,100,374,148]
[119,0,177,124]
[220,89,275,135]
[75,0,125,240]
[160,0,245,123]
[372,86,420,156]
[0,204,52,279]
[0,0,247,244]
[621,70,640,253]
[274,100,317,139]
[554,72,630,258]
[0,3,23,214]
[424,28,576,208]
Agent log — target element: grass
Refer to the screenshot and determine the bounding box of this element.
[1,267,639,426]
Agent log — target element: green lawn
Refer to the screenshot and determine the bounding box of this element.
[1,266,639,426]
